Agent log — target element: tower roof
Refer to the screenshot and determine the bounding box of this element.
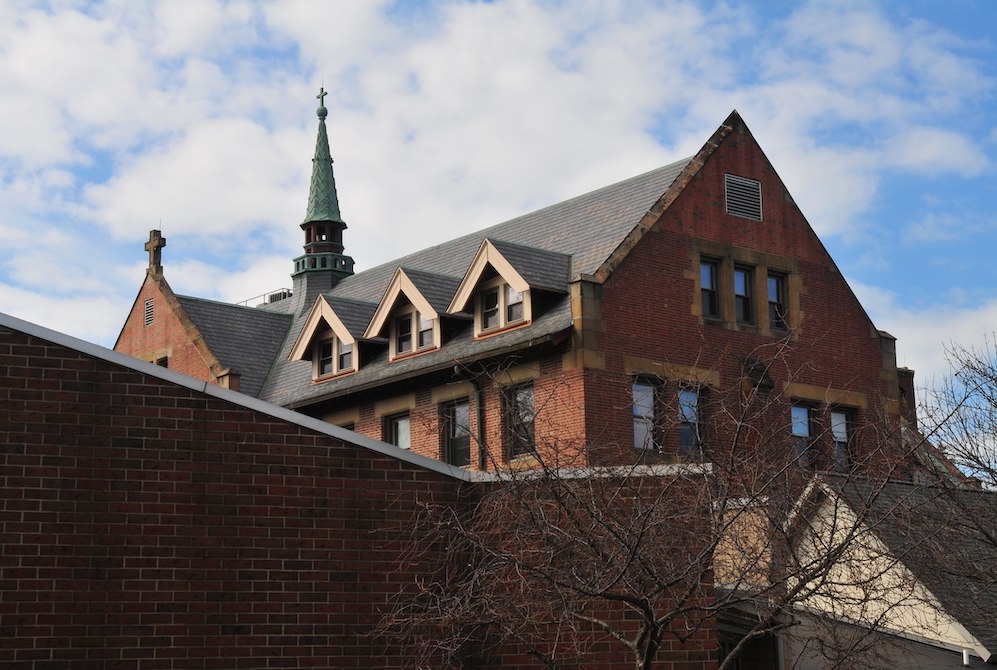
[303,88,344,226]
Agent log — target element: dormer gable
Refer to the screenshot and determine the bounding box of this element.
[364,267,463,359]
[448,238,572,337]
[289,295,378,380]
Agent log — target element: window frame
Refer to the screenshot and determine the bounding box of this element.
[442,400,472,467]
[700,260,720,319]
[632,379,659,452]
[475,276,531,336]
[734,266,753,324]
[791,404,815,468]
[830,409,852,473]
[678,387,705,458]
[506,384,536,459]
[313,331,357,380]
[390,304,439,359]
[386,412,411,450]
[768,272,787,331]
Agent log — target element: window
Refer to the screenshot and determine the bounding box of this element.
[734,267,752,324]
[507,385,535,458]
[144,299,154,327]
[477,278,529,335]
[791,405,814,468]
[768,273,786,330]
[395,313,413,354]
[155,357,168,368]
[678,388,703,457]
[830,410,851,473]
[443,400,472,467]
[387,413,411,449]
[391,305,437,358]
[338,340,353,371]
[313,333,356,379]
[633,381,658,451]
[701,261,719,318]
[417,313,434,349]
[725,173,762,221]
[506,285,524,323]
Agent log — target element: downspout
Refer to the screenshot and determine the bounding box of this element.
[455,365,487,471]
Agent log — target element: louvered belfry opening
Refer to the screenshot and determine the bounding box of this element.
[725,173,763,221]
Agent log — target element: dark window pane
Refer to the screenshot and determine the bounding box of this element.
[396,315,412,353]
[508,386,535,458]
[701,262,718,318]
[445,401,472,467]
[319,341,334,375]
[417,313,434,348]
[735,268,752,323]
[338,341,352,370]
[389,414,410,449]
[768,274,786,329]
[633,381,656,451]
[482,288,500,329]
[678,389,701,456]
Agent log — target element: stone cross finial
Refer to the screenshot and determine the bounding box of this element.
[145,229,166,273]
[317,87,327,106]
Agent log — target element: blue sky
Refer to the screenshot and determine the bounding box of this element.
[0,0,995,390]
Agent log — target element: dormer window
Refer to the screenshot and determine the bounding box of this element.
[391,305,439,359]
[476,277,530,336]
[313,332,355,379]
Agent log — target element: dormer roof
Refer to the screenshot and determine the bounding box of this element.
[364,267,463,340]
[288,295,379,362]
[448,238,572,314]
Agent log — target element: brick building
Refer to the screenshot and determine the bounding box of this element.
[0,311,716,668]
[115,105,914,476]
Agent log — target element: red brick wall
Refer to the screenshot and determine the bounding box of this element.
[0,321,718,669]
[592,124,900,469]
[115,279,213,384]
[0,324,458,668]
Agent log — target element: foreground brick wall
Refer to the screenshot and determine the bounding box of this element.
[0,324,459,669]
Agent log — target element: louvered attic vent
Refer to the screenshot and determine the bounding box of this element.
[725,174,762,221]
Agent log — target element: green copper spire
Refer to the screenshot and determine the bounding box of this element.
[303,87,344,225]
[292,88,354,286]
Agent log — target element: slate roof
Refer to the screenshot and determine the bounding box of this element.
[174,295,292,398]
[826,476,997,655]
[401,268,465,316]
[488,239,573,292]
[256,156,693,408]
[321,296,380,340]
[327,156,692,305]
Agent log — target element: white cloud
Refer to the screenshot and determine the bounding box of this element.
[84,117,308,239]
[0,0,992,365]
[853,281,997,390]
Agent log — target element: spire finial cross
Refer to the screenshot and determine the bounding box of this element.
[317,87,327,106]
[145,229,166,273]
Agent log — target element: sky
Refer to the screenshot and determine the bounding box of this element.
[0,0,995,392]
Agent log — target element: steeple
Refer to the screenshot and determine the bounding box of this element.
[292,87,354,284]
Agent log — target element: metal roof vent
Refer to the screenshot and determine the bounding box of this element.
[725,174,762,221]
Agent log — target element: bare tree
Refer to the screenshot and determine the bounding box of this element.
[383,346,960,670]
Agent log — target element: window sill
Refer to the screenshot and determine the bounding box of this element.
[475,320,531,340]
[311,368,357,384]
[389,345,440,362]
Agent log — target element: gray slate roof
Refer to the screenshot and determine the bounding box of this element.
[254,157,692,407]
[174,295,292,398]
[322,296,380,340]
[488,239,573,293]
[827,476,997,655]
[401,268,465,316]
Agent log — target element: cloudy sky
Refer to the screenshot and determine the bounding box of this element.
[0,0,994,389]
